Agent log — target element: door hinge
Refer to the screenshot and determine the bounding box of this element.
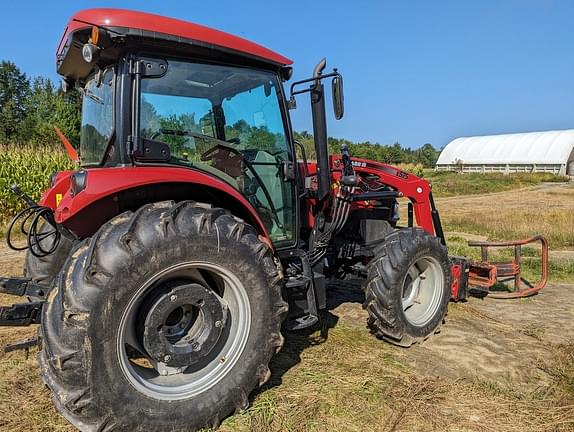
[282,160,296,181]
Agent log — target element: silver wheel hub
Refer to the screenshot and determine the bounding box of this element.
[117,262,251,400]
[401,256,444,327]
[141,282,228,368]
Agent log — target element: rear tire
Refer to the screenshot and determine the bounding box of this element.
[363,227,451,347]
[39,201,287,431]
[23,221,74,291]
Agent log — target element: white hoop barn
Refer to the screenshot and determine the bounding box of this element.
[436,130,574,175]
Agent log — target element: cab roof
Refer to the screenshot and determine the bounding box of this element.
[57,8,293,67]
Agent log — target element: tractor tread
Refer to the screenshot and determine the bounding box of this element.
[362,227,451,347]
[39,201,286,431]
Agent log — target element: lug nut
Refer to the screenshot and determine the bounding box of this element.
[215,320,222,328]
[192,342,200,351]
[164,355,171,362]
[170,295,177,302]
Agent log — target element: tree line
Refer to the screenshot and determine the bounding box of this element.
[0,60,440,167]
[294,132,440,167]
[0,61,80,146]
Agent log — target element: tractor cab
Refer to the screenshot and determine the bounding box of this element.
[57,9,305,245]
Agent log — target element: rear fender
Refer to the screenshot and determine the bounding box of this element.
[40,167,270,240]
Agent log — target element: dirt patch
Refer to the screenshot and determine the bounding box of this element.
[327,277,574,387]
[0,246,25,277]
[408,285,574,387]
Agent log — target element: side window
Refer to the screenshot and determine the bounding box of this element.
[80,68,114,165]
[222,83,294,243]
[138,60,296,245]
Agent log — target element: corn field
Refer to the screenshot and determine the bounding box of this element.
[0,144,74,227]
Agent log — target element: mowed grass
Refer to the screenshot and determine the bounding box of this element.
[425,170,569,197]
[437,183,574,250]
[218,325,574,432]
[1,315,573,432]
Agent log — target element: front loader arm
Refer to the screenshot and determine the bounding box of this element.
[330,156,439,237]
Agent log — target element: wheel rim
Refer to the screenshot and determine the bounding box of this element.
[401,256,444,327]
[117,261,251,400]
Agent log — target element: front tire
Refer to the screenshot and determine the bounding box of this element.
[39,201,287,431]
[363,228,451,347]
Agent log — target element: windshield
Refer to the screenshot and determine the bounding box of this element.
[139,60,295,244]
[80,68,114,165]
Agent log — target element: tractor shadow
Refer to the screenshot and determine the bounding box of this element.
[254,278,365,395]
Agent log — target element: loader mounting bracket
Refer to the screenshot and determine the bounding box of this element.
[0,277,49,299]
[0,302,44,326]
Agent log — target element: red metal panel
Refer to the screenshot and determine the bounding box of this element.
[39,170,74,209]
[58,9,292,66]
[40,167,269,239]
[450,263,462,299]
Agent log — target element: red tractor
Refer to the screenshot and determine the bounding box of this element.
[0,8,548,431]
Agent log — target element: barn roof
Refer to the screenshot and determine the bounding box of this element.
[437,130,574,165]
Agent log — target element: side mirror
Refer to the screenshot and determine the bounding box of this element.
[332,73,344,120]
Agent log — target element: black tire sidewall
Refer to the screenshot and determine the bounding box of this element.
[24,221,74,286]
[366,228,451,343]
[89,229,274,429]
[41,205,284,431]
[387,237,450,338]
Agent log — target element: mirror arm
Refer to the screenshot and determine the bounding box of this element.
[288,71,342,110]
[289,71,341,97]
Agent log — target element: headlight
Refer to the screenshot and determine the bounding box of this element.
[82,43,100,64]
[70,170,88,196]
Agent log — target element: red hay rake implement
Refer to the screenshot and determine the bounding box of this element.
[466,235,549,299]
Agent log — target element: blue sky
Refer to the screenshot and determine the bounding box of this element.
[1,0,573,148]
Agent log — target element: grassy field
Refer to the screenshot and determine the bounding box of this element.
[0,144,569,222]
[425,170,569,197]
[437,182,574,250]
[0,146,573,431]
[0,292,572,432]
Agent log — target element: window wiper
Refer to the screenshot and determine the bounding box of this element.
[84,91,104,104]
